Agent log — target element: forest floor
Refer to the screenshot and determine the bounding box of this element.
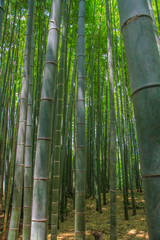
[0,191,148,239]
[48,191,148,240]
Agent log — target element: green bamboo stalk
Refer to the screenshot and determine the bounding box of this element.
[0,0,4,42]
[60,1,72,221]
[60,51,77,222]
[118,0,160,238]
[0,20,19,213]
[7,0,35,239]
[87,104,91,196]
[126,102,136,216]
[112,0,121,192]
[23,8,35,239]
[0,0,4,71]
[48,84,58,228]
[75,0,86,239]
[73,84,76,210]
[2,104,20,240]
[104,77,109,194]
[60,77,75,223]
[0,0,18,118]
[51,0,67,237]
[32,1,46,164]
[130,114,141,192]
[154,0,160,31]
[3,8,21,208]
[0,84,9,231]
[106,0,117,239]
[0,1,18,150]
[30,0,62,239]
[89,0,96,198]
[147,0,160,53]
[0,0,9,74]
[4,10,21,202]
[96,2,103,213]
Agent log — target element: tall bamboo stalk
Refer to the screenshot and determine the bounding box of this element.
[51,1,67,237]
[2,104,20,240]
[96,2,103,213]
[75,0,86,239]
[8,1,35,238]
[30,1,62,239]
[106,0,117,239]
[118,0,160,238]
[23,8,35,239]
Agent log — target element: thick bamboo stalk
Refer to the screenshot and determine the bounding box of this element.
[30,1,62,239]
[118,0,160,239]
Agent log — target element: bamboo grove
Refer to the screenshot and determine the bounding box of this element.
[0,0,159,239]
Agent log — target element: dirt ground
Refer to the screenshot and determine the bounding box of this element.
[1,191,148,239]
[47,191,148,240]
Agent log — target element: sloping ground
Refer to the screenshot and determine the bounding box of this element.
[48,191,148,240]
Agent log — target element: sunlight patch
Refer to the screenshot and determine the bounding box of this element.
[128,229,137,235]
[136,231,149,239]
